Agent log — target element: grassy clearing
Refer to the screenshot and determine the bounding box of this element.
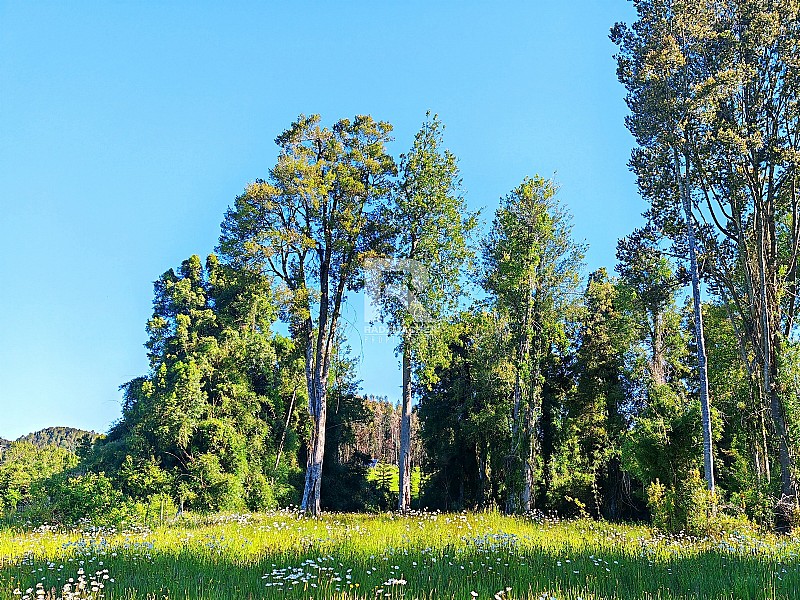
[0,511,799,599]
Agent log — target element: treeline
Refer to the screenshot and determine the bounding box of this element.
[0,428,96,457]
[4,0,800,533]
[16,427,98,453]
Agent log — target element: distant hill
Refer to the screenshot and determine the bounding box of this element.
[15,427,99,453]
[0,438,9,454]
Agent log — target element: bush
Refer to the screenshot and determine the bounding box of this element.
[730,485,775,529]
[25,472,138,527]
[245,473,277,511]
[138,492,178,526]
[186,453,245,512]
[0,442,78,515]
[647,470,717,535]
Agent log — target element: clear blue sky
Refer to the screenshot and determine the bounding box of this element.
[0,2,640,439]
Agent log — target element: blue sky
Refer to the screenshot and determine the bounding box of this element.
[0,2,640,439]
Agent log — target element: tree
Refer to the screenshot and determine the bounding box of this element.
[367,113,476,512]
[89,254,302,511]
[0,442,77,514]
[219,115,396,515]
[613,0,800,526]
[611,0,718,496]
[569,269,628,518]
[483,176,584,513]
[416,310,514,510]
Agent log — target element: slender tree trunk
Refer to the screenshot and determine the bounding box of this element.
[769,348,797,530]
[506,265,536,515]
[761,409,771,484]
[275,388,297,470]
[521,359,541,513]
[477,440,489,510]
[506,327,533,514]
[398,331,413,512]
[506,361,525,514]
[521,405,534,512]
[652,310,666,387]
[677,150,715,493]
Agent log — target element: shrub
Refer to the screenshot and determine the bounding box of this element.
[138,492,178,526]
[647,470,717,535]
[245,473,277,511]
[25,472,138,527]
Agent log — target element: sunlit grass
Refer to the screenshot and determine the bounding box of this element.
[1,511,799,599]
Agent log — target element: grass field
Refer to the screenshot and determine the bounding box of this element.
[1,511,799,599]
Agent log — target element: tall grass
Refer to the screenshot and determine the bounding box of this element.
[1,511,798,599]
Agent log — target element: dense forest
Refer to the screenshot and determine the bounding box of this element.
[4,0,800,535]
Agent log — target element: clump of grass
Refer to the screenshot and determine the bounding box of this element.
[1,511,798,599]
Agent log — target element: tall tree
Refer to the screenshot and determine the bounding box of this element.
[571,269,628,518]
[612,0,719,496]
[483,176,584,514]
[416,310,514,510]
[219,115,396,515]
[613,0,800,525]
[367,113,476,512]
[89,254,301,511]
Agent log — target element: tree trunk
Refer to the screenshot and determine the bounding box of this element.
[521,404,534,513]
[275,388,297,470]
[769,349,797,531]
[398,332,413,512]
[651,310,666,387]
[506,362,525,514]
[506,267,535,515]
[300,304,332,516]
[678,151,715,494]
[300,377,327,516]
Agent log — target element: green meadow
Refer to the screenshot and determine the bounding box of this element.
[1,512,799,600]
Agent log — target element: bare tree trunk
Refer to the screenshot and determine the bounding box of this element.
[300,302,332,516]
[398,331,413,512]
[301,377,327,516]
[651,310,666,387]
[761,409,771,484]
[678,151,715,493]
[521,359,541,513]
[521,405,534,512]
[769,350,797,530]
[506,266,536,515]
[506,327,533,514]
[477,440,489,510]
[275,388,297,470]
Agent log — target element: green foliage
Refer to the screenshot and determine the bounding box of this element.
[371,112,477,336]
[0,442,77,514]
[551,269,629,519]
[25,472,137,527]
[87,254,304,512]
[15,427,98,453]
[647,470,722,536]
[623,384,702,492]
[417,311,514,510]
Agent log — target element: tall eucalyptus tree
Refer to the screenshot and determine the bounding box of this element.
[219,114,396,515]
